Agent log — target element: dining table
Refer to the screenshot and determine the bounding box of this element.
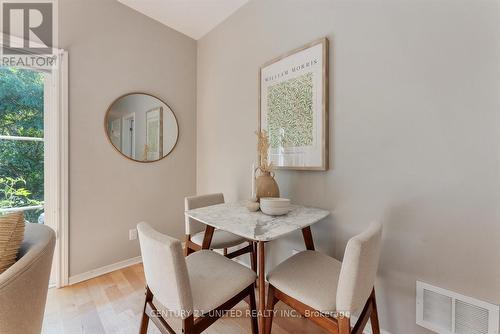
[185,201,330,333]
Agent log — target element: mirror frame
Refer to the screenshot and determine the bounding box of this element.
[104,92,179,163]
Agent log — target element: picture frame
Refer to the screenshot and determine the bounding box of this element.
[259,37,329,171]
[109,117,121,150]
[145,106,163,161]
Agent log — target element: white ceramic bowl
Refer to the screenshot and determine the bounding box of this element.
[260,198,291,216]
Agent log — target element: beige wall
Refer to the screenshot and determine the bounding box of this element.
[197,0,500,332]
[59,0,197,276]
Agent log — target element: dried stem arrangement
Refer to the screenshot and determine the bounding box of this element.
[255,130,274,173]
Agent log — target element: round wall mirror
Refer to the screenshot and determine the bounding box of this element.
[105,93,179,162]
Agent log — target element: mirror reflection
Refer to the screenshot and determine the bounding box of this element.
[105,93,178,162]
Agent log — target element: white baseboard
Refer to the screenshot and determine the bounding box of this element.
[68,256,142,285]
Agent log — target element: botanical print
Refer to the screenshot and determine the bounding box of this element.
[147,119,159,153]
[266,73,313,149]
[260,38,328,170]
[146,107,163,161]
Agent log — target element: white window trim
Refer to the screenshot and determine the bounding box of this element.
[1,33,69,288]
[44,50,69,287]
[0,135,43,142]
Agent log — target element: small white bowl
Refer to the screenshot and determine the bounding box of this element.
[260,197,290,204]
[260,198,291,216]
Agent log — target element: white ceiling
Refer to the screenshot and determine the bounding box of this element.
[117,0,249,40]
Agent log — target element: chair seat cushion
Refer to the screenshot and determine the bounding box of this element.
[191,229,246,249]
[186,250,256,314]
[267,250,341,313]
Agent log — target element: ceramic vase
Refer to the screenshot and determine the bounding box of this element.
[255,169,279,200]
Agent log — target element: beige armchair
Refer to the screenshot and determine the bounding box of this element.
[137,222,257,334]
[265,221,383,334]
[0,223,56,334]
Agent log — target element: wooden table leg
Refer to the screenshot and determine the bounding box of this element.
[257,241,266,333]
[302,226,315,250]
[201,225,215,249]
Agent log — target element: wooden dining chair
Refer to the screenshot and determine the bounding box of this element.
[137,222,258,334]
[184,193,256,271]
[265,221,383,334]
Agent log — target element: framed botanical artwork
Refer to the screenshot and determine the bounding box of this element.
[109,118,121,150]
[259,37,329,170]
[145,107,163,161]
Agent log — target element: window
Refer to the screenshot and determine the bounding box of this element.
[0,67,45,223]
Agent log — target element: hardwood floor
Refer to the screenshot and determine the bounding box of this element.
[43,264,328,334]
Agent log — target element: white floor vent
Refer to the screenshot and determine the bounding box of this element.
[417,281,499,334]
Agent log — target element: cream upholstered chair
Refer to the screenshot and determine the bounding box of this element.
[0,223,56,334]
[137,222,257,334]
[265,221,383,334]
[184,193,256,270]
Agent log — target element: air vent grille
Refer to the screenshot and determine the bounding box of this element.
[423,288,453,331]
[417,281,499,334]
[455,300,489,334]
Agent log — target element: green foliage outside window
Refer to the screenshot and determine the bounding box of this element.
[0,67,44,223]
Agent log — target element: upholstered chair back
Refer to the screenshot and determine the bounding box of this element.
[137,222,193,318]
[0,223,55,334]
[336,221,383,314]
[184,193,224,235]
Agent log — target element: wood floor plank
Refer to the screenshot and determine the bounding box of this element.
[43,264,329,334]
